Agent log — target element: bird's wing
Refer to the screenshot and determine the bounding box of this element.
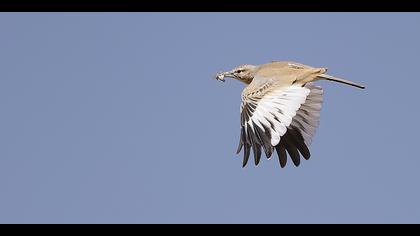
[290,83,323,147]
[237,77,323,168]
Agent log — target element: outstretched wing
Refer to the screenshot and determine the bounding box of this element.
[276,84,323,168]
[237,81,323,168]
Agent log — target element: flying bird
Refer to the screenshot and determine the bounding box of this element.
[216,61,365,168]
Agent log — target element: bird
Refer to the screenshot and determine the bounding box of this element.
[215,61,365,168]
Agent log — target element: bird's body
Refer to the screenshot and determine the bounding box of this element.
[216,61,364,168]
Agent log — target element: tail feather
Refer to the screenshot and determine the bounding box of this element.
[317,74,365,89]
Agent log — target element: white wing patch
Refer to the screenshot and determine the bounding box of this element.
[238,83,323,167]
[246,84,310,146]
[291,84,323,146]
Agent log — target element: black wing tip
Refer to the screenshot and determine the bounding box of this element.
[280,160,286,168]
[237,126,313,168]
[275,145,286,168]
[252,145,262,166]
[280,133,300,167]
[242,158,248,168]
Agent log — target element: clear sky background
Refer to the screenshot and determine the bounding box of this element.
[1,13,420,223]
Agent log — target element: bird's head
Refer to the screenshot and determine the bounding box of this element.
[215,64,258,84]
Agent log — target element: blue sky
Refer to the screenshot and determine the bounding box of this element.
[1,13,420,223]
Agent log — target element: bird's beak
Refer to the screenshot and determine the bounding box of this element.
[215,70,235,82]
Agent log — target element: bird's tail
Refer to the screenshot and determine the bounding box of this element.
[317,74,365,89]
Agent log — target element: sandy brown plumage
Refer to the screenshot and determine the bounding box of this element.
[216,61,364,168]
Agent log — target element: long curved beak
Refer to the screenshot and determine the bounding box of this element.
[215,70,235,82]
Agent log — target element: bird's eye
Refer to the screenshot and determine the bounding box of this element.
[236,69,244,73]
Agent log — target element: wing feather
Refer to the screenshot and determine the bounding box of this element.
[237,81,323,168]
